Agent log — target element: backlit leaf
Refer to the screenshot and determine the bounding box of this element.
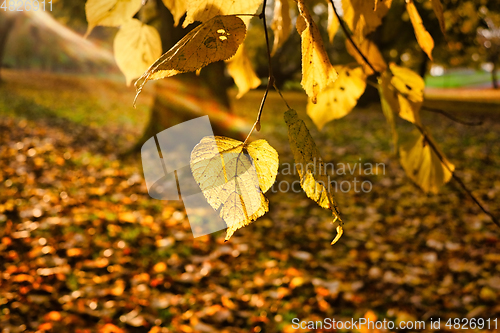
[183,0,263,27]
[296,0,338,103]
[271,0,292,55]
[226,45,261,98]
[85,0,142,37]
[307,66,366,130]
[400,130,454,194]
[162,0,187,27]
[284,109,342,238]
[190,136,278,240]
[342,0,392,39]
[389,63,424,124]
[134,15,246,103]
[114,19,162,86]
[406,0,434,60]
[346,37,387,76]
[431,0,446,35]
[379,64,424,127]
[327,1,339,42]
[378,71,399,148]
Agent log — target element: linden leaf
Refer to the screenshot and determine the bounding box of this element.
[134,15,246,103]
[85,0,142,37]
[162,0,187,27]
[345,36,387,76]
[400,130,455,194]
[406,0,434,60]
[307,66,366,130]
[327,0,339,42]
[389,63,424,104]
[296,0,338,104]
[183,0,263,27]
[284,109,341,219]
[271,0,292,55]
[389,63,424,124]
[114,19,162,86]
[378,63,424,130]
[190,136,278,240]
[226,44,261,98]
[431,0,446,35]
[342,0,392,39]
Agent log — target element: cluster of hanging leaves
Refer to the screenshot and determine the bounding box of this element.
[84,0,452,242]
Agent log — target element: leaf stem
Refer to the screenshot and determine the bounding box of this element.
[329,0,379,75]
[243,0,274,145]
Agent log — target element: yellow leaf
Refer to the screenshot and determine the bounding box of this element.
[85,0,142,37]
[183,0,263,27]
[271,0,292,55]
[190,136,278,240]
[400,130,455,194]
[327,1,339,42]
[406,0,434,60]
[379,64,424,127]
[431,0,446,35]
[390,63,425,104]
[135,15,246,102]
[307,66,366,130]
[284,109,341,221]
[342,0,392,39]
[296,0,338,103]
[226,45,261,98]
[345,36,387,76]
[378,71,399,148]
[162,0,187,27]
[114,19,162,86]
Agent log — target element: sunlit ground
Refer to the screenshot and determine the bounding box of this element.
[1,69,500,332]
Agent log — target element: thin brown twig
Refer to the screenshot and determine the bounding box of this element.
[422,106,483,126]
[414,124,500,228]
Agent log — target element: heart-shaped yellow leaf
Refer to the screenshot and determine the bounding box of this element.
[190,136,278,240]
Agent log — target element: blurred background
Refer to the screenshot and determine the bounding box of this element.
[1,0,500,332]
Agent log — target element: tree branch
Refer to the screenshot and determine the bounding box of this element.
[328,0,379,75]
[414,124,500,228]
[422,106,483,126]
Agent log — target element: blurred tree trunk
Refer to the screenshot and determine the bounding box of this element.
[0,14,17,83]
[132,1,245,153]
[492,57,499,89]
